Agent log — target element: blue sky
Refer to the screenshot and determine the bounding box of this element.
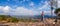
[0,0,59,16]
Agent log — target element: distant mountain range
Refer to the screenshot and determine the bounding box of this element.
[10,15,57,19]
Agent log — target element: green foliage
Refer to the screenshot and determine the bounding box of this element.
[0,15,6,20]
[54,8,60,19]
[0,15,19,23]
[31,20,36,22]
[0,15,39,22]
[0,17,3,20]
[54,8,60,14]
[19,18,24,22]
[54,8,60,16]
[10,17,19,22]
[19,18,38,22]
[19,18,29,22]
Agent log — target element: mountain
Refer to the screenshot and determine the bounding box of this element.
[10,15,57,19]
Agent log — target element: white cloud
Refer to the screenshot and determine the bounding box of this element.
[0,6,4,10]
[58,0,60,8]
[0,0,57,15]
[41,10,56,16]
[51,0,60,8]
[29,2,34,7]
[39,1,50,10]
[14,7,39,15]
[38,1,54,15]
[0,6,11,15]
[0,6,39,15]
[3,6,10,13]
[0,6,10,13]
[44,11,51,15]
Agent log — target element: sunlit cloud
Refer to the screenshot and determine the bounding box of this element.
[14,6,39,15]
[29,2,34,7]
[0,6,39,15]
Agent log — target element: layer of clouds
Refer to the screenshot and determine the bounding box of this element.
[0,6,9,12]
[58,0,60,8]
[0,0,58,16]
[0,6,39,15]
[14,6,39,15]
[0,5,53,15]
[0,5,52,15]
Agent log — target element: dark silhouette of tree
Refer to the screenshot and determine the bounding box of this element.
[54,8,60,16]
[54,8,60,20]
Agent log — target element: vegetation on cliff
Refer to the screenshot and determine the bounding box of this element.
[0,15,19,23]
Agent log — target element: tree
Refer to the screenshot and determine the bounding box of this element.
[54,8,60,19]
[54,8,60,16]
[0,15,6,20]
[9,17,19,23]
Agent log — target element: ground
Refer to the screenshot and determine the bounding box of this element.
[0,18,60,26]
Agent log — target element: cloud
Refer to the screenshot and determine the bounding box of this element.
[58,0,60,8]
[50,0,60,8]
[0,6,11,15]
[29,2,34,7]
[38,1,56,15]
[0,0,57,16]
[3,6,10,13]
[14,6,39,15]
[39,1,50,11]
[0,6,3,10]
[0,6,39,15]
[0,6,10,13]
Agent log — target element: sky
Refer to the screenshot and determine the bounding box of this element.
[0,0,60,16]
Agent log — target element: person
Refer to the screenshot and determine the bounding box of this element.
[41,11,44,21]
